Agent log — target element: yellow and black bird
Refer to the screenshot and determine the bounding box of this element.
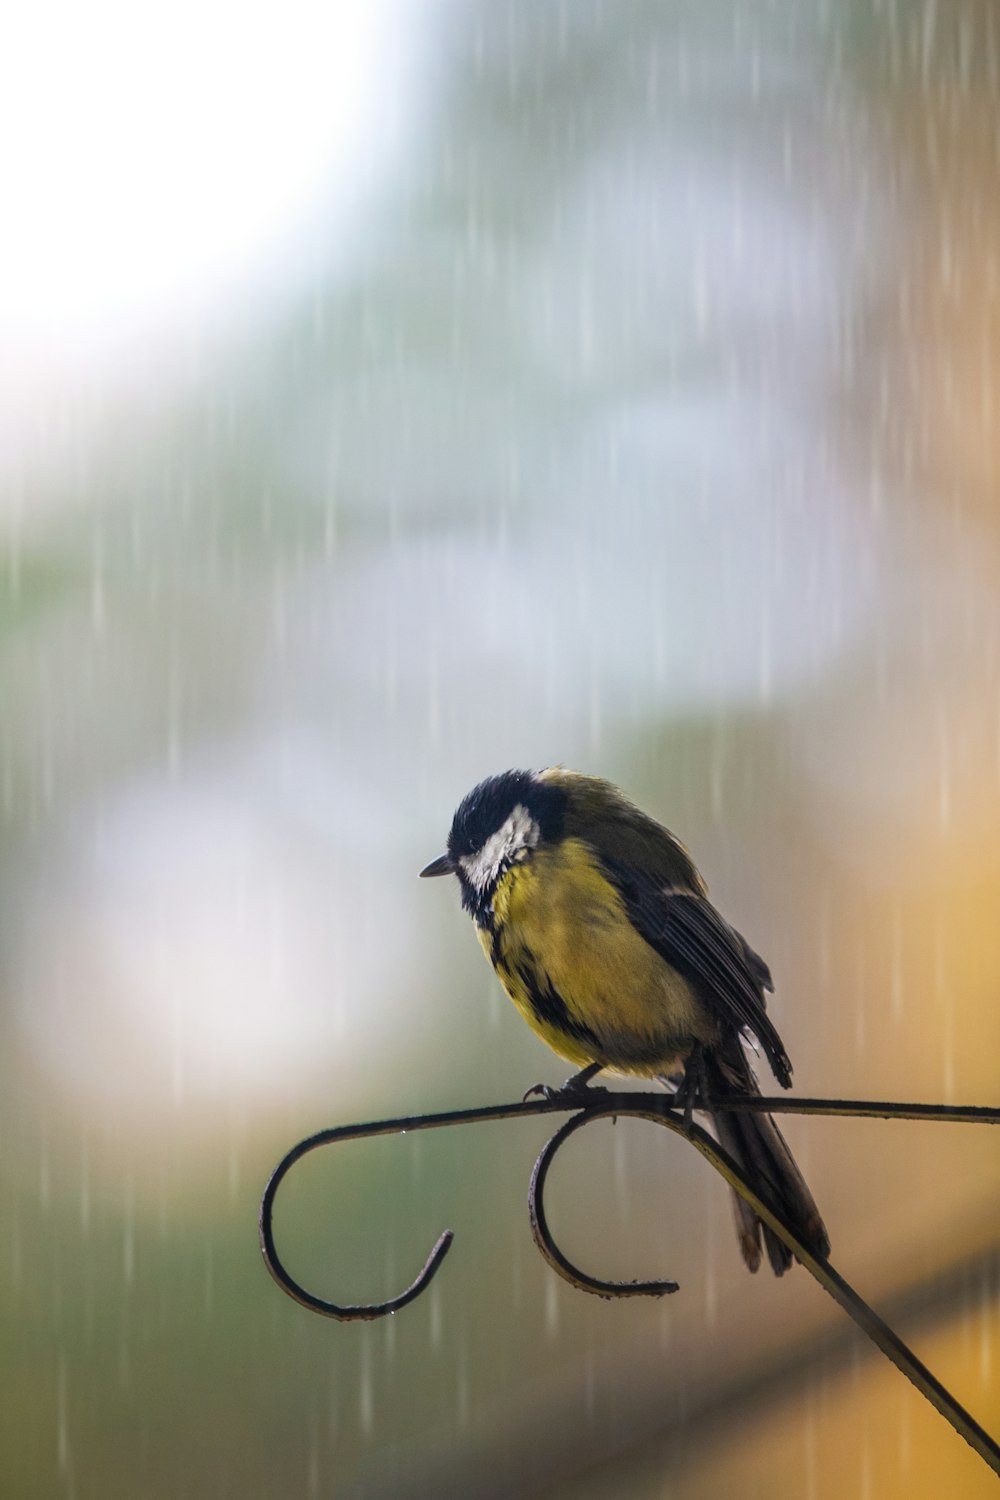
[420,767,829,1275]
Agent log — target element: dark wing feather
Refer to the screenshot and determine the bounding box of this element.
[600,858,793,1088]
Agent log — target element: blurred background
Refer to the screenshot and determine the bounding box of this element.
[1,1,999,1495]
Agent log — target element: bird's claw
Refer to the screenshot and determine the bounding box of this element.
[523,1065,606,1106]
[523,1082,564,1103]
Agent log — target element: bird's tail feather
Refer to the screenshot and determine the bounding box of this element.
[704,1046,830,1276]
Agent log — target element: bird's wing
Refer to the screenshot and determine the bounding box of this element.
[541,768,709,893]
[599,856,792,1088]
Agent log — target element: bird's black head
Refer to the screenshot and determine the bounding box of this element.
[420,769,566,920]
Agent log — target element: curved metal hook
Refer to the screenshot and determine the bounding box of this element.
[528,1108,679,1298]
[258,1094,584,1321]
[259,1123,454,1321]
[528,1096,806,1297]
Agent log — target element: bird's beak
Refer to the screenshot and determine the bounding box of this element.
[419,853,454,878]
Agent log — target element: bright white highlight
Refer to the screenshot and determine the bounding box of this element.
[0,0,417,468]
[460,803,540,893]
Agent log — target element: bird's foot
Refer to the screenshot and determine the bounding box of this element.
[666,1048,713,1133]
[523,1062,605,1105]
[667,1073,696,1133]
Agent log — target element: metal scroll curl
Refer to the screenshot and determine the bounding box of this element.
[260,1089,1000,1476]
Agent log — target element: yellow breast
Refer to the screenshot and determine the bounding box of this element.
[481,838,717,1075]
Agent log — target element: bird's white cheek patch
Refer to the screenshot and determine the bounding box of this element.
[460,804,540,892]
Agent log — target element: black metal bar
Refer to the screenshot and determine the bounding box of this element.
[701,1096,1000,1125]
[259,1089,1000,1474]
[260,1092,1000,1317]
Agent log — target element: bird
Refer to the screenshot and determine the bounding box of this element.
[420,767,829,1275]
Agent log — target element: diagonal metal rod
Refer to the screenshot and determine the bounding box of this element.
[526,1096,1000,1477]
[260,1089,1000,1474]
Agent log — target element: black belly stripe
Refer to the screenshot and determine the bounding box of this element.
[495,947,693,1070]
[514,957,603,1050]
